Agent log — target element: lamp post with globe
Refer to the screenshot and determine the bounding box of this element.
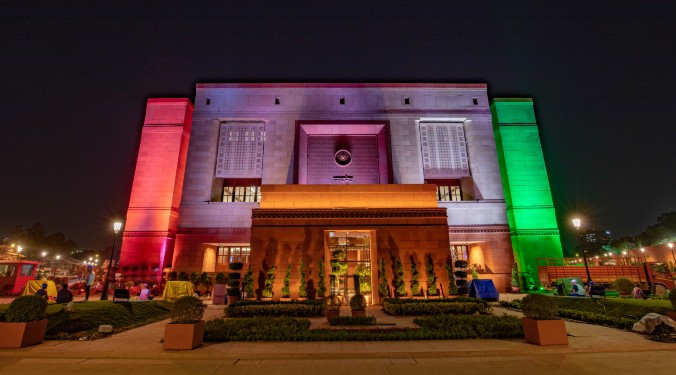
[100,222,123,301]
[572,218,592,283]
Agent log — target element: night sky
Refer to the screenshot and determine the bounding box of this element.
[2,2,675,252]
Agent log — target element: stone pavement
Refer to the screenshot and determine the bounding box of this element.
[1,302,675,374]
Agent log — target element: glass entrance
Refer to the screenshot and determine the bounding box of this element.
[327,231,373,305]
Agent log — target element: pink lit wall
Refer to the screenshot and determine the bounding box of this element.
[118,99,193,274]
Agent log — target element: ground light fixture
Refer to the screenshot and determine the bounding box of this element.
[572,218,592,283]
[101,221,123,300]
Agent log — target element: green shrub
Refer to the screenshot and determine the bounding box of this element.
[229,262,244,271]
[454,260,468,268]
[298,260,307,298]
[393,258,407,297]
[521,294,558,320]
[557,309,635,329]
[511,263,520,288]
[262,266,275,298]
[170,296,206,324]
[317,258,326,298]
[454,270,467,279]
[215,272,226,285]
[226,288,241,297]
[5,295,48,322]
[444,264,458,295]
[228,272,241,280]
[225,302,324,317]
[282,265,291,298]
[204,315,523,342]
[178,271,189,281]
[227,280,240,288]
[410,257,421,296]
[383,298,491,316]
[378,258,389,297]
[669,288,676,310]
[324,294,342,311]
[471,268,479,280]
[613,278,634,294]
[328,316,376,326]
[425,255,438,296]
[243,268,254,297]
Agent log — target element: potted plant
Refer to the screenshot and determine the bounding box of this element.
[350,274,367,317]
[377,257,389,299]
[0,295,48,348]
[668,288,676,320]
[454,260,469,296]
[317,257,327,299]
[324,294,341,321]
[227,262,243,304]
[163,296,207,350]
[444,263,459,296]
[212,272,227,305]
[410,257,422,297]
[521,294,568,346]
[511,263,521,293]
[298,260,308,299]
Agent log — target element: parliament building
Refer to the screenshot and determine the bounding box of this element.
[118,83,563,303]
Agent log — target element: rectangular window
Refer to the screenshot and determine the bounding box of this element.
[217,246,251,268]
[222,179,261,203]
[427,179,462,202]
[20,264,34,277]
[451,245,468,261]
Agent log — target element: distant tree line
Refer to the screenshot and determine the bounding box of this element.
[3,222,78,259]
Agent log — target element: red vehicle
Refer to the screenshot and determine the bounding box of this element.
[538,258,676,296]
[0,260,39,295]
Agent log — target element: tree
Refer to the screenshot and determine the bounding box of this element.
[426,255,438,296]
[317,257,326,298]
[378,258,389,297]
[298,260,307,298]
[282,265,291,298]
[638,212,676,246]
[392,257,407,297]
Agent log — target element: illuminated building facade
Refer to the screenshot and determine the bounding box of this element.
[118,83,563,300]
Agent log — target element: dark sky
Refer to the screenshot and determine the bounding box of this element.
[2,2,675,252]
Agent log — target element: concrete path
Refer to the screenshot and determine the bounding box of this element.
[1,300,675,374]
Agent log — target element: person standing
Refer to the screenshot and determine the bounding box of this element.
[84,266,96,301]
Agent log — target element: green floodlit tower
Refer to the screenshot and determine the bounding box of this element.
[491,98,563,288]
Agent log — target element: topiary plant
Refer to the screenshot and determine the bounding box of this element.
[669,288,676,310]
[170,296,206,324]
[262,266,276,298]
[215,272,226,285]
[325,294,342,311]
[317,257,326,298]
[613,278,634,295]
[229,262,244,271]
[299,260,307,298]
[426,255,438,296]
[471,267,480,280]
[444,263,458,295]
[378,257,389,297]
[4,295,47,322]
[511,263,520,288]
[350,275,367,311]
[178,271,189,281]
[521,294,558,320]
[392,257,407,297]
[410,256,421,296]
[243,268,254,297]
[282,265,291,298]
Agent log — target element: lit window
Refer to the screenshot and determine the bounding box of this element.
[437,185,461,201]
[451,245,468,261]
[222,179,261,202]
[217,246,251,267]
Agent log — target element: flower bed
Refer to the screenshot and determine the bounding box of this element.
[383,297,491,316]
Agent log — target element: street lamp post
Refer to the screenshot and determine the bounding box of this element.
[572,218,592,283]
[640,247,652,291]
[100,222,123,301]
[16,245,22,260]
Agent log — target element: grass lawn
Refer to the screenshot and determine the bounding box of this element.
[552,296,672,319]
[1,300,173,339]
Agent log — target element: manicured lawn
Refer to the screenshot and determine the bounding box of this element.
[1,300,173,339]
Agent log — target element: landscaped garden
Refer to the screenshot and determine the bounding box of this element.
[0,300,173,340]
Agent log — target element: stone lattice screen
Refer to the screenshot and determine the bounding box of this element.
[419,122,469,178]
[215,121,265,178]
[306,135,379,184]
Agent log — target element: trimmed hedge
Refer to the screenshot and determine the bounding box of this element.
[225,300,324,317]
[383,297,491,316]
[204,315,523,341]
[328,316,377,326]
[4,295,48,322]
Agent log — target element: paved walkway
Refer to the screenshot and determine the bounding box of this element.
[1,298,675,374]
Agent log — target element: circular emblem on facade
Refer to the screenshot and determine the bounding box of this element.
[334,149,352,166]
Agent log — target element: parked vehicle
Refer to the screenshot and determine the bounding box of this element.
[0,260,39,295]
[537,258,675,296]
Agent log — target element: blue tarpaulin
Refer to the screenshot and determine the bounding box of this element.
[468,279,499,301]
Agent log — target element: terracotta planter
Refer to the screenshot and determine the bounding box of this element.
[511,287,521,294]
[351,309,366,317]
[163,320,205,350]
[0,319,48,348]
[667,311,676,321]
[227,295,240,305]
[212,284,226,305]
[522,317,568,346]
[325,309,340,321]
